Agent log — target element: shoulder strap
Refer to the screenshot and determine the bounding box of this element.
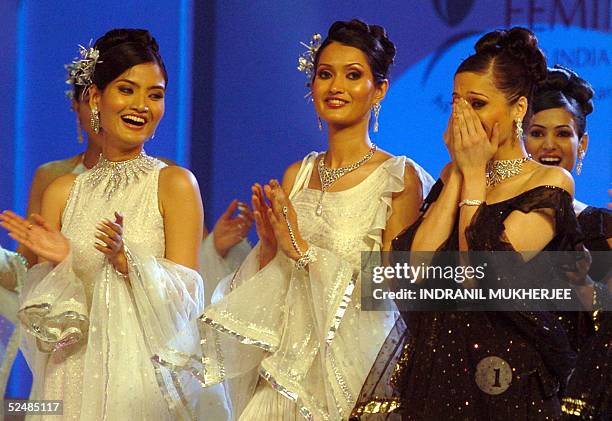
[289,152,319,199]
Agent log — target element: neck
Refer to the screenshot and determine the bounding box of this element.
[492,136,529,161]
[83,140,102,169]
[102,140,144,162]
[326,120,372,167]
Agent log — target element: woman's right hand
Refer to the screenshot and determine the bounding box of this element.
[251,183,277,267]
[0,211,70,265]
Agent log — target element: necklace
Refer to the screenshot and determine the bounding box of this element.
[86,150,158,199]
[486,155,532,186]
[315,144,377,216]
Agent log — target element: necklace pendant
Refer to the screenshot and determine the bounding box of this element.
[316,203,323,216]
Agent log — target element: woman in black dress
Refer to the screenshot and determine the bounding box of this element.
[353,27,584,421]
[525,65,611,420]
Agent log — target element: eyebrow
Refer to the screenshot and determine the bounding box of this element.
[116,79,165,90]
[317,62,365,68]
[531,124,573,130]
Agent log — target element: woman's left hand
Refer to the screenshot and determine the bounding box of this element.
[264,179,308,261]
[95,211,128,275]
[452,98,499,176]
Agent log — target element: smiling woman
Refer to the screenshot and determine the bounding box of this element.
[151,19,433,421]
[0,29,205,420]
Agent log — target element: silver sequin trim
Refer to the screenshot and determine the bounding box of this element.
[85,150,158,199]
[199,315,276,352]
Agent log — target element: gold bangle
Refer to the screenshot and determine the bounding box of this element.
[458,199,484,208]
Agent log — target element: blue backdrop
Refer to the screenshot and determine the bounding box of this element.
[1,0,611,399]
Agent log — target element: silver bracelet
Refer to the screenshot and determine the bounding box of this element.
[282,206,315,270]
[458,199,484,208]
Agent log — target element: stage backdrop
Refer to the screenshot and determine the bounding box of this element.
[1,0,611,399]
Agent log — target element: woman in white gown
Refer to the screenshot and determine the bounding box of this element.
[153,19,434,420]
[0,29,204,420]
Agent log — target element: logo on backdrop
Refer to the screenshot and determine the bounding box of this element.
[425,0,612,83]
[432,0,476,26]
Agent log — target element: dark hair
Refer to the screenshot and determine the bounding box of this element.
[314,19,396,85]
[92,28,167,91]
[456,27,547,123]
[532,65,594,138]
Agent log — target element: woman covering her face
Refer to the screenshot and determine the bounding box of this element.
[152,19,434,420]
[1,28,205,420]
[353,27,588,420]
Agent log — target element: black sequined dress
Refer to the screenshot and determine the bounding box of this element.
[560,206,611,420]
[354,180,584,421]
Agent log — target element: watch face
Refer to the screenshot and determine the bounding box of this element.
[474,356,513,395]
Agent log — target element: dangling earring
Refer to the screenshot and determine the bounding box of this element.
[317,116,323,131]
[150,132,156,140]
[514,117,523,142]
[372,103,381,133]
[90,107,100,134]
[576,148,585,175]
[76,117,84,143]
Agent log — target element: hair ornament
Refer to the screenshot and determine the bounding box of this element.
[297,33,322,98]
[65,41,101,99]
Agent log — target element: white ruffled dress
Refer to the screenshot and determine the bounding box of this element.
[154,153,433,420]
[17,154,204,420]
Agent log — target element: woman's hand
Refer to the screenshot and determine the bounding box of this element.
[213,199,253,258]
[452,98,499,177]
[263,179,308,261]
[95,212,128,275]
[252,183,278,267]
[0,211,70,264]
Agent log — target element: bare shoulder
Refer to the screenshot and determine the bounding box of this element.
[43,172,78,204]
[529,164,574,196]
[281,160,305,193]
[159,165,199,195]
[35,155,81,192]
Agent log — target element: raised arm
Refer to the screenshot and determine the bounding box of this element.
[159,166,204,271]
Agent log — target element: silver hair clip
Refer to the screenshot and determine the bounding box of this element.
[297,33,322,99]
[65,41,101,99]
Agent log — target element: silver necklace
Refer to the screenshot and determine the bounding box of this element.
[486,155,532,186]
[86,150,157,199]
[315,144,377,216]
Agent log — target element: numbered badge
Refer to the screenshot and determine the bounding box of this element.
[474,356,512,395]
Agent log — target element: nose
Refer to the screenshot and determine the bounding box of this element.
[131,94,149,113]
[329,75,345,94]
[541,132,556,150]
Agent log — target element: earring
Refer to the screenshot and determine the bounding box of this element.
[317,116,323,131]
[576,148,585,175]
[514,117,523,142]
[90,107,100,134]
[150,132,156,140]
[76,117,84,143]
[372,103,381,133]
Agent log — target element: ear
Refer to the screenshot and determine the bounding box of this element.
[373,79,389,105]
[578,133,589,156]
[88,85,101,111]
[513,96,528,121]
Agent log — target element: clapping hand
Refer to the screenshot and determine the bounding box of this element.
[0,211,70,264]
[94,211,128,275]
[213,200,253,258]
[262,179,307,261]
[252,183,278,267]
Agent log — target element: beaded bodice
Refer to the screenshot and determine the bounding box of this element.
[61,153,166,301]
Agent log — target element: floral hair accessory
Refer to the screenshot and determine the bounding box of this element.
[297,33,322,98]
[65,41,101,99]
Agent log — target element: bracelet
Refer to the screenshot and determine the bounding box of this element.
[458,199,484,208]
[282,205,316,270]
[295,248,317,271]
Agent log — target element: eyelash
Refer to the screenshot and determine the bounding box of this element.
[316,70,362,80]
[471,100,486,109]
